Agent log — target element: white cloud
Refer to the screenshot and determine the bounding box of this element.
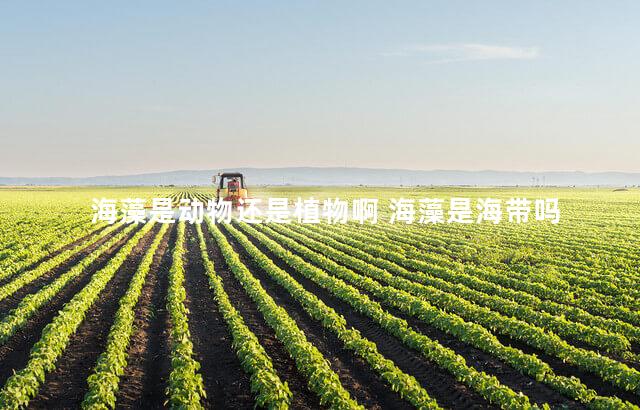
[383,43,540,64]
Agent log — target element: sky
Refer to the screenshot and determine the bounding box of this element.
[1,1,639,177]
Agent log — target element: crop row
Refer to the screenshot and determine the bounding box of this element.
[82,223,169,409]
[222,222,441,409]
[0,224,139,345]
[165,222,206,409]
[335,222,640,344]
[0,223,120,303]
[349,222,640,314]
[268,223,640,398]
[0,213,87,255]
[343,221,640,343]
[0,221,155,408]
[320,222,640,329]
[305,223,631,354]
[441,211,640,271]
[270,223,640,396]
[259,222,639,408]
[194,223,292,409]
[353,215,635,293]
[369,221,640,307]
[205,218,363,408]
[0,218,102,282]
[239,222,542,410]
[414,204,637,266]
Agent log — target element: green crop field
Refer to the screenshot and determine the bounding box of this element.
[0,186,638,409]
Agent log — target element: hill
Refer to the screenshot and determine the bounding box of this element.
[1,167,639,186]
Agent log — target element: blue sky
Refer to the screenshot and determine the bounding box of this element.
[1,1,639,176]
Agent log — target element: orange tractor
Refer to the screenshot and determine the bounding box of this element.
[212,172,249,206]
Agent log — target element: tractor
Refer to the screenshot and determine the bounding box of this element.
[212,172,249,206]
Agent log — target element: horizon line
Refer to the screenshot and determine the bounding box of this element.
[2,166,640,180]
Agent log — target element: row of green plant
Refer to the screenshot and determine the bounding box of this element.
[81,223,169,409]
[422,207,640,285]
[389,199,638,274]
[0,223,120,302]
[0,212,87,256]
[393,221,640,308]
[223,222,441,409]
[195,223,292,409]
[239,222,541,410]
[0,217,101,282]
[0,214,75,255]
[0,221,155,409]
[0,224,138,345]
[336,222,640,325]
[366,220,640,311]
[304,223,631,354]
[331,221,640,344]
[165,222,206,409]
[270,223,640,397]
[263,223,637,408]
[205,218,363,408]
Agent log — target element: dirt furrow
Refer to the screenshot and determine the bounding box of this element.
[0,225,141,388]
[201,221,322,410]
[115,224,175,408]
[493,333,640,406]
[220,223,412,409]
[285,229,585,408]
[0,224,128,314]
[314,231,639,406]
[0,224,110,288]
[29,224,161,408]
[183,223,254,408]
[274,224,640,407]
[242,224,494,409]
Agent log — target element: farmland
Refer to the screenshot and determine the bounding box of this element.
[0,186,639,409]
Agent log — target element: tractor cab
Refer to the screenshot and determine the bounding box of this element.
[212,172,249,206]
